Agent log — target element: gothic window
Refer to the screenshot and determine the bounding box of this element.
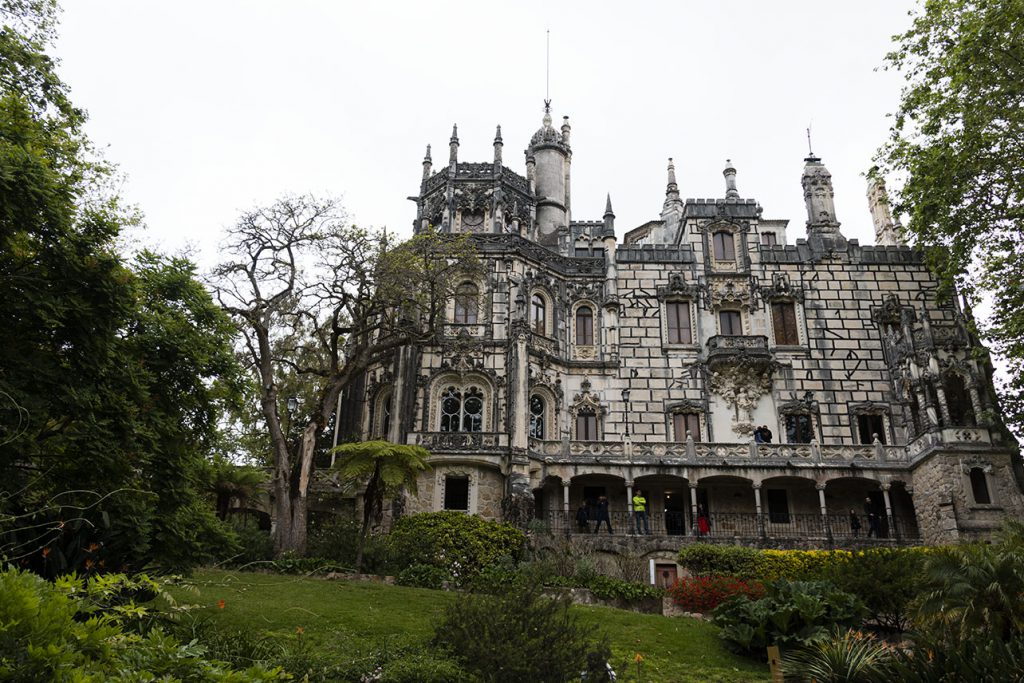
[529,395,546,439]
[785,414,814,444]
[857,414,886,444]
[666,301,693,344]
[719,310,743,336]
[969,467,992,505]
[761,232,777,247]
[771,301,800,345]
[439,386,484,433]
[766,489,791,524]
[381,397,392,439]
[944,373,974,426]
[531,293,546,335]
[712,231,735,261]
[576,410,598,440]
[443,475,470,510]
[575,305,594,345]
[453,282,478,324]
[672,412,701,441]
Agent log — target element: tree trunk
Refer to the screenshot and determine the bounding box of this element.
[355,462,381,572]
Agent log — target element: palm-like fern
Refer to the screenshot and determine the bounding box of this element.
[782,628,893,682]
[331,440,431,571]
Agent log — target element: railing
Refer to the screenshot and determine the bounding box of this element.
[540,510,920,541]
[414,432,507,451]
[529,439,909,463]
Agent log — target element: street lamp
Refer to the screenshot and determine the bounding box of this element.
[621,388,631,439]
[285,396,298,438]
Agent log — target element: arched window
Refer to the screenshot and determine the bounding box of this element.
[453,282,478,324]
[969,467,992,504]
[439,386,484,433]
[575,306,594,345]
[529,395,545,439]
[576,410,598,440]
[381,396,392,438]
[713,231,735,261]
[531,294,546,335]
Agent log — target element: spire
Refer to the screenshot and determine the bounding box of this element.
[421,144,432,182]
[448,124,459,165]
[723,159,739,198]
[493,125,503,165]
[561,115,571,146]
[663,157,682,212]
[602,193,616,237]
[801,150,847,252]
[866,171,903,247]
[604,193,614,217]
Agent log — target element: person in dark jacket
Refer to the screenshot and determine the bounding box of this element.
[575,502,590,533]
[595,495,613,533]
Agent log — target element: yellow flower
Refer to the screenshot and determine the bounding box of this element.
[634,653,644,664]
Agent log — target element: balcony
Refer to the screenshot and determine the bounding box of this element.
[414,432,508,452]
[705,334,772,372]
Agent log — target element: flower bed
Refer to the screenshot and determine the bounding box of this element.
[667,576,765,613]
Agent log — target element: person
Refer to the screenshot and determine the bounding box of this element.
[864,497,881,538]
[696,504,710,536]
[761,425,773,443]
[753,426,764,443]
[849,508,862,537]
[632,490,650,535]
[595,495,613,534]
[575,501,590,534]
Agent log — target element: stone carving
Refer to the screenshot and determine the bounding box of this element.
[707,361,774,435]
[758,273,804,303]
[656,273,702,301]
[704,276,757,310]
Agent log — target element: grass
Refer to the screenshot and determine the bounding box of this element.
[166,569,770,682]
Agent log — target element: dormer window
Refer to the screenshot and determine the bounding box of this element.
[713,231,735,261]
[761,232,777,247]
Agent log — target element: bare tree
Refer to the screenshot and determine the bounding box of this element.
[212,195,477,555]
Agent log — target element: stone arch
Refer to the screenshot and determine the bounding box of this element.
[527,384,558,441]
[425,371,495,433]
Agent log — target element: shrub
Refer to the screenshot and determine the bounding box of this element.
[712,580,866,656]
[387,511,526,586]
[264,553,348,575]
[877,629,1024,682]
[585,575,664,602]
[677,543,761,578]
[0,568,284,681]
[782,628,893,683]
[668,576,765,613]
[755,549,845,582]
[219,518,275,567]
[376,651,477,683]
[826,547,928,632]
[396,563,452,589]
[432,580,610,683]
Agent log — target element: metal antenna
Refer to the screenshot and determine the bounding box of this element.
[806,123,814,156]
[544,29,551,112]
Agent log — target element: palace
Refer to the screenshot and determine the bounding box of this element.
[355,103,1024,552]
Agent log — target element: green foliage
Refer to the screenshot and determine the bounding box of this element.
[0,4,243,577]
[261,553,347,576]
[825,547,928,632]
[877,0,1024,431]
[875,629,1024,682]
[387,511,525,587]
[712,580,866,657]
[668,576,766,613]
[219,518,275,567]
[396,563,452,590]
[676,543,764,579]
[782,628,893,683]
[432,580,610,683]
[584,574,664,602]
[0,567,284,681]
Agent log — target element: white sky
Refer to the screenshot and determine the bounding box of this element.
[53,1,918,268]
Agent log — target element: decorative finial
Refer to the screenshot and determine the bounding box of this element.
[723,159,739,198]
[450,124,459,143]
[424,144,432,162]
[494,125,502,143]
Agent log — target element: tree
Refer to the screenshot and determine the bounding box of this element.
[331,440,430,571]
[877,0,1024,431]
[212,196,479,556]
[1,1,243,575]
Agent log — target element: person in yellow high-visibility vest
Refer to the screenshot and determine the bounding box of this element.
[632,490,650,535]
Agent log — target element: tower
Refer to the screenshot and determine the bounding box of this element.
[801,152,847,252]
[866,173,903,247]
[527,101,571,246]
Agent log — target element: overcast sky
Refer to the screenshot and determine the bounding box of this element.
[53,1,917,267]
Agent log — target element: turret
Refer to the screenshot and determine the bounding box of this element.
[421,144,432,183]
[493,125,503,166]
[723,159,740,199]
[527,101,571,246]
[449,124,459,166]
[602,193,616,236]
[801,152,847,252]
[866,171,903,246]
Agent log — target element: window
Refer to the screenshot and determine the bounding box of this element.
[666,301,692,344]
[381,396,392,438]
[453,283,478,324]
[673,412,701,441]
[575,306,594,345]
[785,414,814,443]
[944,374,973,426]
[439,386,484,433]
[761,232,777,247]
[576,411,598,440]
[444,475,469,510]
[969,467,992,505]
[719,310,742,335]
[857,414,886,444]
[529,395,545,439]
[712,231,735,260]
[531,294,546,335]
[771,301,800,345]
[766,489,790,524]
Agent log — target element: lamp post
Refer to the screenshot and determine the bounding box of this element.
[621,388,631,439]
[286,396,298,440]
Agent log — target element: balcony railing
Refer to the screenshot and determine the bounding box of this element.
[539,510,920,542]
[414,432,507,451]
[706,334,771,371]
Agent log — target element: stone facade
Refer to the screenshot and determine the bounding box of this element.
[355,104,1024,554]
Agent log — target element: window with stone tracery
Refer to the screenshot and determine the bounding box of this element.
[531,293,546,335]
[453,282,479,324]
[529,395,546,439]
[439,386,484,433]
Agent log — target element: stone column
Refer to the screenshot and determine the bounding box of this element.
[689,482,699,536]
[881,483,895,539]
[816,483,831,540]
[511,331,530,450]
[626,481,634,534]
[752,482,765,538]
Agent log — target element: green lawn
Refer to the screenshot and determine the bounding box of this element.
[168,569,769,683]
